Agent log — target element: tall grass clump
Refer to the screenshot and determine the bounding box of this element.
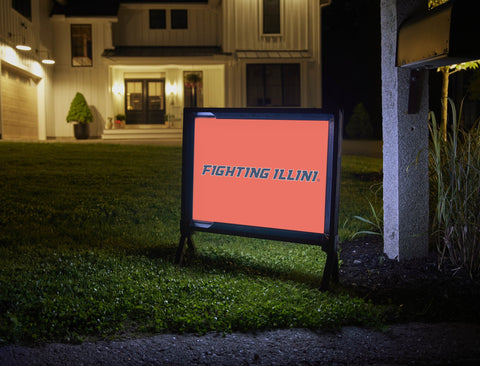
[429,99,480,278]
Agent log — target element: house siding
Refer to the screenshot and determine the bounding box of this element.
[51,19,114,137]
[113,4,221,47]
[0,0,53,140]
[1,0,326,141]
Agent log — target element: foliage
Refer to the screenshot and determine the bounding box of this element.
[115,114,126,121]
[345,103,374,140]
[428,0,449,9]
[352,198,383,239]
[429,99,480,279]
[184,72,202,86]
[437,61,480,140]
[66,92,93,124]
[337,156,383,241]
[0,143,385,343]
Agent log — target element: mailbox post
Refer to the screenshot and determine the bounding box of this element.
[381,0,480,261]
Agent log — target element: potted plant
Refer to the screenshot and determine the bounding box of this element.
[66,92,93,139]
[115,114,126,128]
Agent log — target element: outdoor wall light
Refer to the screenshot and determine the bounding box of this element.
[112,83,124,95]
[166,82,178,96]
[37,49,55,65]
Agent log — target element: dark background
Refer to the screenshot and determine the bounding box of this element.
[322,0,382,139]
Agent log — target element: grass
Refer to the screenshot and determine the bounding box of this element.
[0,142,383,344]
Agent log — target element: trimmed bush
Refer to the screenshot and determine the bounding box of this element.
[345,103,374,139]
[66,92,93,124]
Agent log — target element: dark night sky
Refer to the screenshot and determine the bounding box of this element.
[322,0,382,139]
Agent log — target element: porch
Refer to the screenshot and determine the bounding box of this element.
[102,125,182,142]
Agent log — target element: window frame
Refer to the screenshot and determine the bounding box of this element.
[149,9,167,29]
[171,9,188,30]
[246,63,301,107]
[71,24,93,68]
[260,0,284,36]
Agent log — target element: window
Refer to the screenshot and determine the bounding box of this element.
[263,0,281,34]
[247,64,300,107]
[184,71,203,108]
[171,9,188,29]
[149,9,166,29]
[12,0,31,20]
[71,25,92,67]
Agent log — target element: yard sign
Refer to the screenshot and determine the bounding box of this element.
[177,108,342,289]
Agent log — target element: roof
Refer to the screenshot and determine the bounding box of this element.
[236,51,312,59]
[102,46,227,58]
[51,0,120,17]
[50,0,208,17]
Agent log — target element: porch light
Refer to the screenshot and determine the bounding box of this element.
[112,83,125,95]
[16,42,31,51]
[166,82,178,96]
[37,49,55,65]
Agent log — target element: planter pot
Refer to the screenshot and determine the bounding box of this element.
[74,123,89,140]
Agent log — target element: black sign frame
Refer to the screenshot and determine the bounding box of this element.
[176,108,342,289]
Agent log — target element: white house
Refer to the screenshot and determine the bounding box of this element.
[0,0,330,141]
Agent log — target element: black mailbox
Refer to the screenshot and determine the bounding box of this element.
[397,0,480,69]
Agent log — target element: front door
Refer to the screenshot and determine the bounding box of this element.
[125,79,165,124]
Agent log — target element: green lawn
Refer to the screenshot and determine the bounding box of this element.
[0,142,383,344]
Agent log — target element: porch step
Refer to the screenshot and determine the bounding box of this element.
[102,127,182,141]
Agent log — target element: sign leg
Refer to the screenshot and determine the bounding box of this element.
[320,238,339,291]
[175,235,196,265]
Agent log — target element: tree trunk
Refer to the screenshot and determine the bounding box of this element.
[440,68,449,141]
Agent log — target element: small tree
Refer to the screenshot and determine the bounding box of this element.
[66,92,93,124]
[345,103,373,139]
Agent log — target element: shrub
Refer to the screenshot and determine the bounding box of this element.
[429,99,480,278]
[345,103,374,139]
[66,92,93,124]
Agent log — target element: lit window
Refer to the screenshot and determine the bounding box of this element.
[71,25,92,67]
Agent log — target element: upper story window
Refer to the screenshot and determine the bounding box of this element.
[149,9,188,30]
[12,0,31,20]
[71,24,92,67]
[171,9,188,29]
[247,63,300,107]
[149,9,166,29]
[262,0,281,35]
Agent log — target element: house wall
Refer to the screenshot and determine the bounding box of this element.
[222,0,323,108]
[0,0,54,140]
[50,17,116,138]
[113,3,221,46]
[222,0,312,52]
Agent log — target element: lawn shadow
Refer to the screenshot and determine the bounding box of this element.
[121,240,326,289]
[186,249,325,289]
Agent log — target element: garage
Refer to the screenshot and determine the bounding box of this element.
[1,64,38,140]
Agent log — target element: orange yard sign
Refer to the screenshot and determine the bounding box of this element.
[192,118,330,234]
[178,108,342,289]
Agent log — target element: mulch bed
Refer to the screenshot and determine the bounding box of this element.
[338,236,480,323]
